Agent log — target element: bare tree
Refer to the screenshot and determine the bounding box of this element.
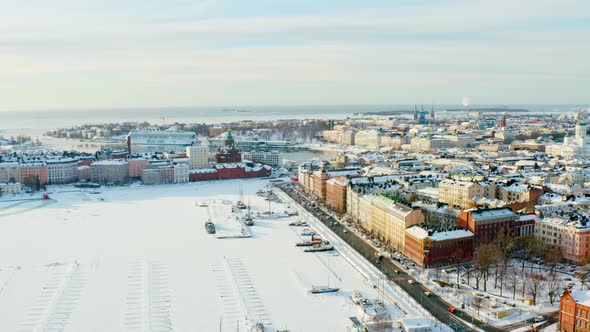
[450,247,465,284]
[544,245,563,275]
[507,266,519,300]
[474,243,499,292]
[472,296,483,316]
[575,271,589,291]
[527,273,546,306]
[546,273,563,305]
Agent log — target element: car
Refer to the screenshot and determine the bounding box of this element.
[535,315,544,322]
[408,279,415,284]
[395,270,399,274]
[448,307,456,313]
[424,291,431,297]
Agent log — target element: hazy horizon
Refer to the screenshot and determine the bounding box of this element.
[1,0,589,111]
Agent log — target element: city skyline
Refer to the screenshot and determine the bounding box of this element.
[1,0,589,112]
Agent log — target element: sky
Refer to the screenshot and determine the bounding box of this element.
[0,0,589,111]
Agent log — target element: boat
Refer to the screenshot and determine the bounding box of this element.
[289,221,307,227]
[310,286,339,294]
[236,185,246,209]
[350,291,377,319]
[304,244,334,252]
[295,236,322,247]
[300,228,316,236]
[205,221,216,234]
[244,200,254,226]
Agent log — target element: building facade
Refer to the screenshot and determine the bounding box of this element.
[127,130,198,154]
[0,162,20,183]
[457,208,517,247]
[405,226,474,267]
[559,289,590,332]
[46,158,78,184]
[186,145,209,169]
[128,158,148,178]
[20,163,48,185]
[242,150,280,166]
[90,160,129,185]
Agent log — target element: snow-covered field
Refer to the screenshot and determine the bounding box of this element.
[0,179,405,331]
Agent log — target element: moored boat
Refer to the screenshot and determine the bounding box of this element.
[205,221,216,234]
[310,286,339,294]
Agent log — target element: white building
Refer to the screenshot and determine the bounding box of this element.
[242,150,280,166]
[186,145,209,169]
[0,182,21,194]
[127,130,198,154]
[173,163,189,183]
[548,121,590,158]
[354,130,382,148]
[46,158,79,184]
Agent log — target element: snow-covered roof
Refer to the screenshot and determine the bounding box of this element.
[470,208,516,220]
[406,225,473,241]
[189,168,217,174]
[571,291,590,306]
[46,157,77,164]
[91,160,128,166]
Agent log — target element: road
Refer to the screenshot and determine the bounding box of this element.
[277,183,508,332]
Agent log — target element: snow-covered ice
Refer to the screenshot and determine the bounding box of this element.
[0,179,407,331]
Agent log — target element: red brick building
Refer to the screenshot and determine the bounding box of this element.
[215,131,242,163]
[457,208,517,247]
[188,163,271,182]
[559,289,590,332]
[405,226,474,267]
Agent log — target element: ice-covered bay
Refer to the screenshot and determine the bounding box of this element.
[0,179,403,331]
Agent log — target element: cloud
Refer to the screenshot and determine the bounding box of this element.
[0,0,588,110]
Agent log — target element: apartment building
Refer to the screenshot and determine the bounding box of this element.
[242,150,280,166]
[128,158,148,178]
[405,226,474,267]
[322,129,355,145]
[186,145,209,169]
[438,179,481,209]
[354,130,382,148]
[20,162,48,185]
[46,158,78,184]
[0,162,20,183]
[312,167,361,202]
[457,208,517,247]
[325,176,348,214]
[371,196,424,252]
[0,182,22,194]
[90,160,129,185]
[536,214,590,264]
[173,163,189,183]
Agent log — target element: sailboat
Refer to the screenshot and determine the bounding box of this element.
[310,257,339,294]
[236,184,246,209]
[244,199,254,226]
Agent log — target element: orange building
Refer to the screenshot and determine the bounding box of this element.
[560,289,590,331]
[325,176,348,213]
[312,168,361,202]
[20,163,48,185]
